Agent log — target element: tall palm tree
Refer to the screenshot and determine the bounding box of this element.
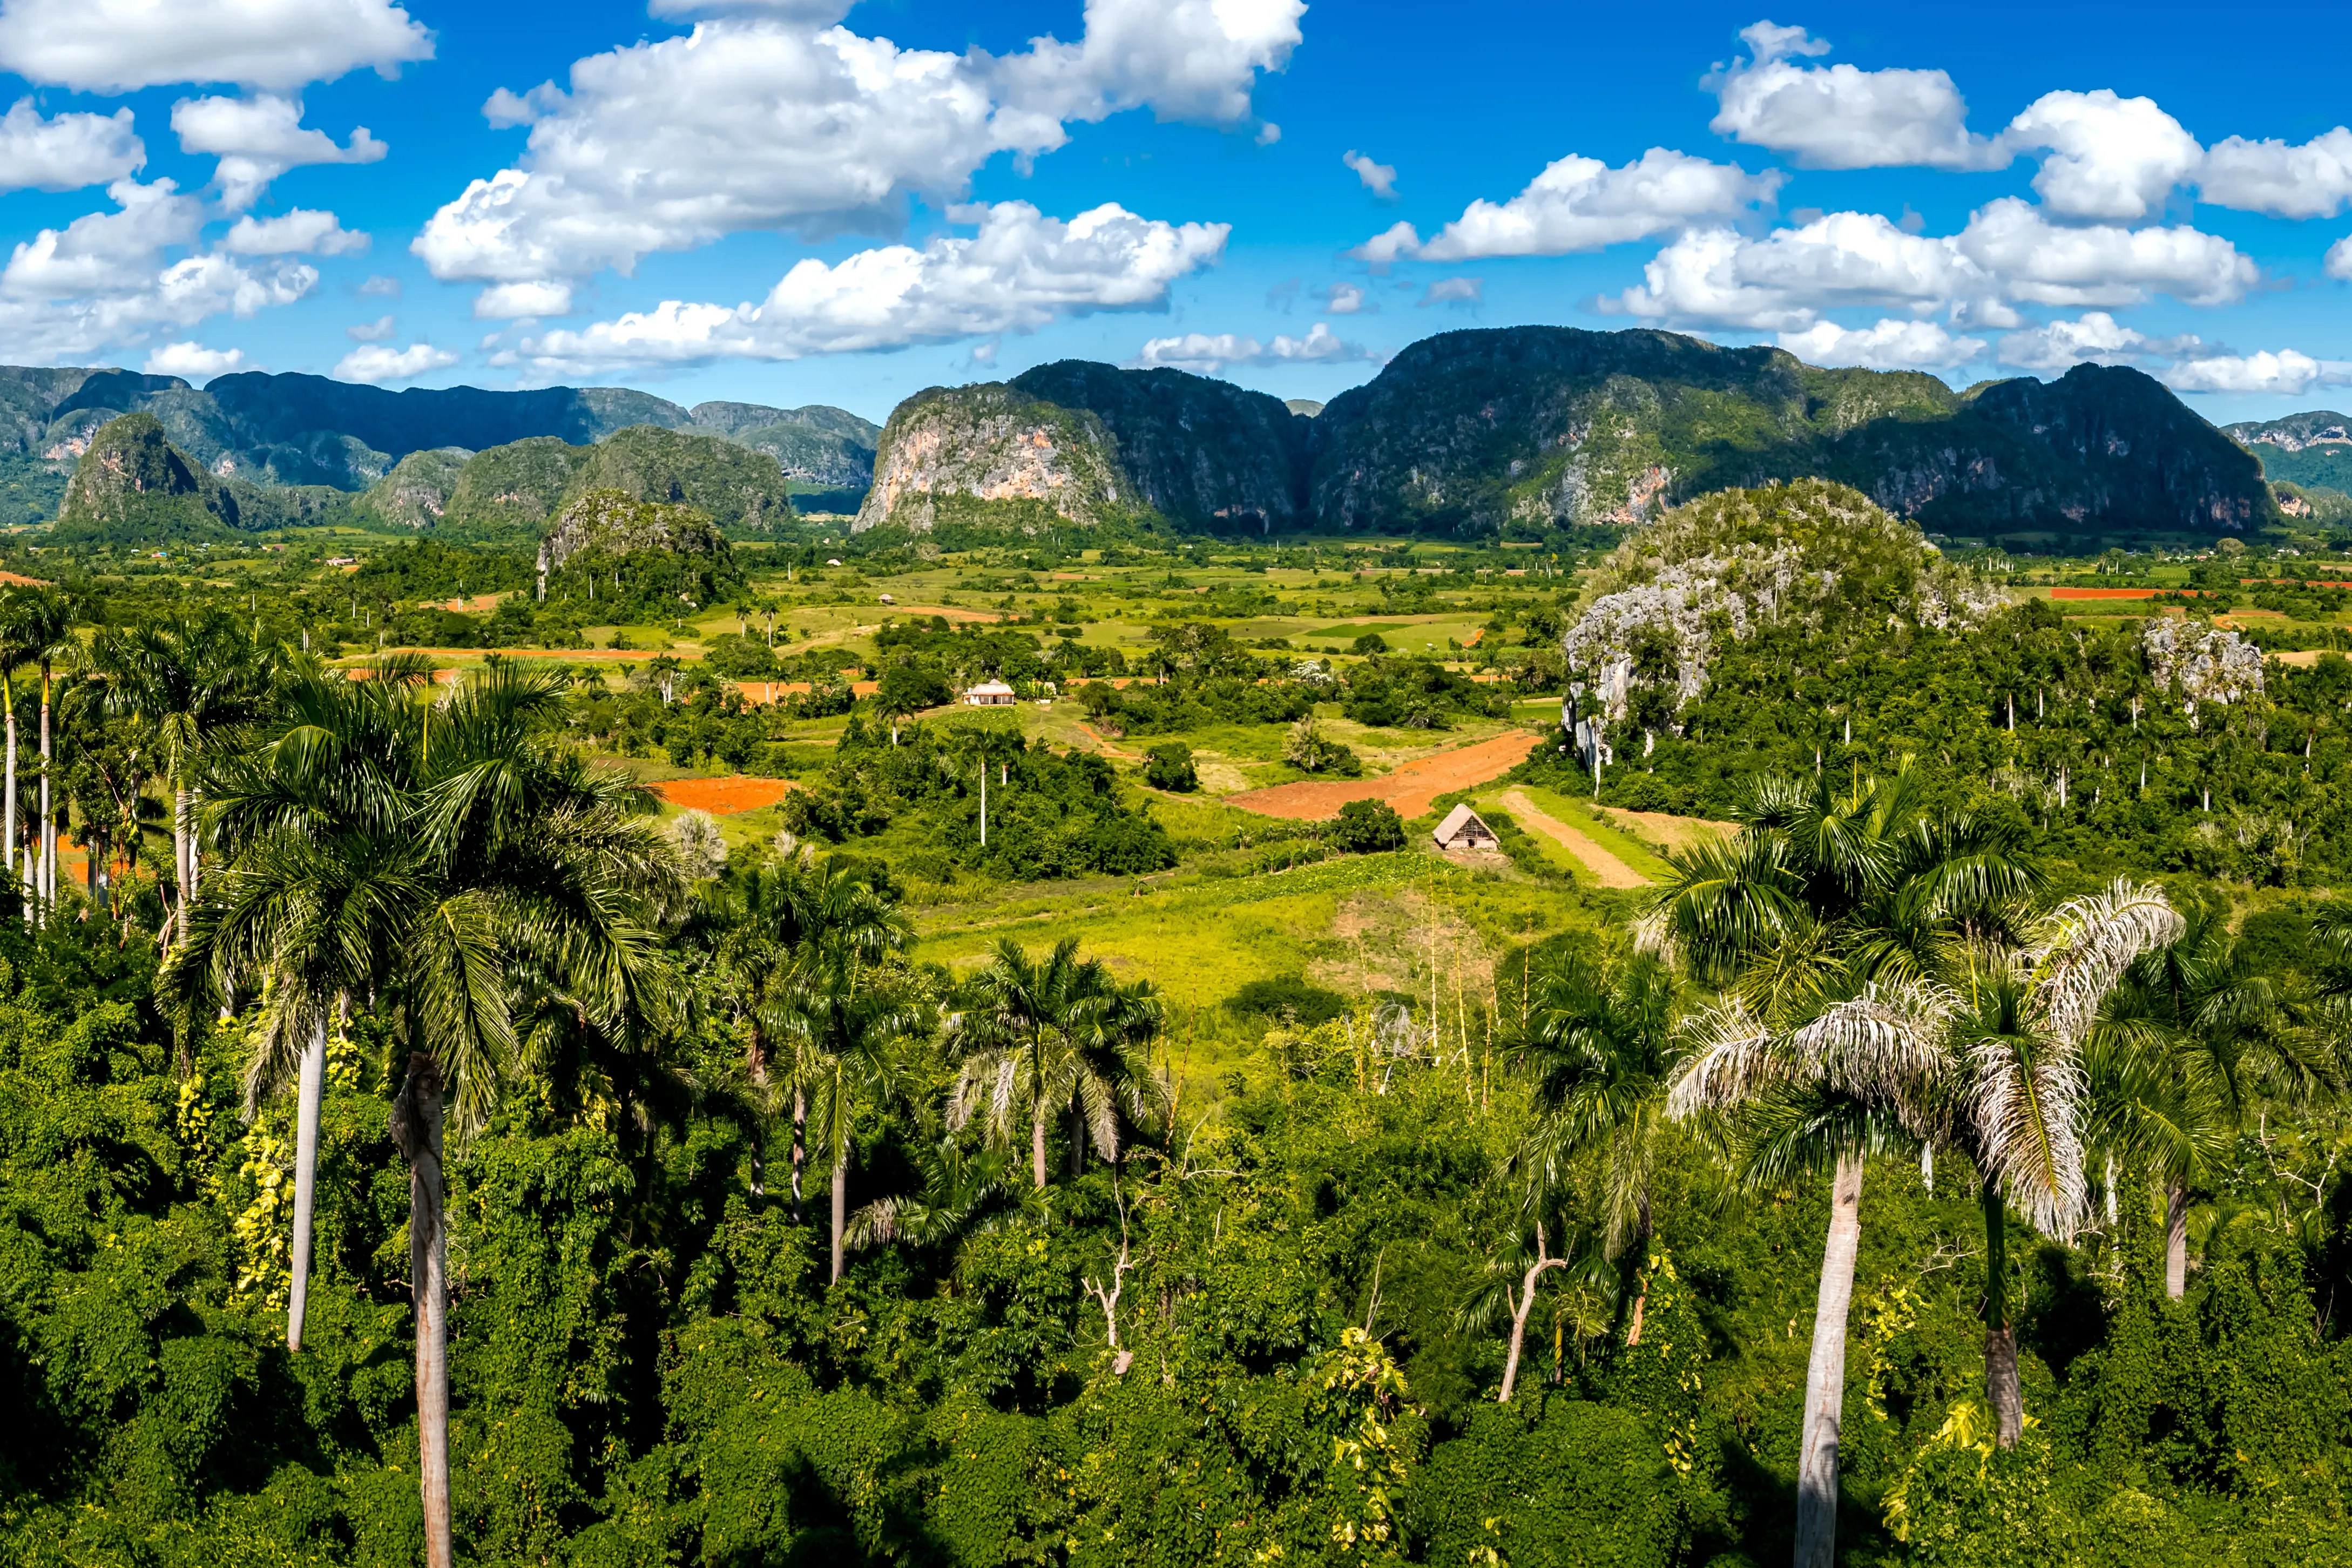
[173,659,682,1568]
[17,588,75,916]
[792,952,926,1283]
[1513,948,1682,1345]
[169,657,433,1351]
[1062,974,1168,1175]
[82,616,273,946]
[2094,911,2314,1297]
[0,587,53,918]
[1695,882,2179,1452]
[1657,767,2037,1568]
[711,853,908,1215]
[950,936,1118,1189]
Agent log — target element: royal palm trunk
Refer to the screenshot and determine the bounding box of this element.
[37,665,49,913]
[790,1086,807,1225]
[1795,1152,1866,1568]
[1983,1180,2022,1448]
[2165,1180,2188,1300]
[391,1053,452,1568]
[830,1154,848,1285]
[287,1019,327,1351]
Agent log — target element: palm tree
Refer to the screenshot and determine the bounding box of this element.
[1700,882,2180,1451]
[1513,947,1682,1344]
[2093,912,2315,1296]
[0,587,53,917]
[82,616,273,946]
[168,657,434,1352]
[174,659,682,1568]
[712,852,908,1215]
[1062,974,1168,1175]
[846,1128,1033,1255]
[18,588,75,917]
[792,952,927,1283]
[1656,767,2038,1568]
[950,936,1122,1189]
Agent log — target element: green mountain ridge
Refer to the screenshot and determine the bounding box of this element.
[55,414,797,546]
[356,425,796,540]
[0,365,879,525]
[2225,411,2352,499]
[855,327,2283,544]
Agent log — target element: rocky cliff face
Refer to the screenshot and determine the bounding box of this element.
[854,383,1128,533]
[855,362,1310,535]
[53,413,239,539]
[1007,361,1309,531]
[2224,410,2352,498]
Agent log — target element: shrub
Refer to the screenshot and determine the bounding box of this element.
[1329,798,1404,853]
[1351,632,1388,654]
[1142,742,1198,792]
[1227,976,1347,1025]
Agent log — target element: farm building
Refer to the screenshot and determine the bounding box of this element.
[1431,804,1499,851]
[965,680,1017,706]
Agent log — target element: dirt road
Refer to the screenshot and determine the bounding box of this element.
[1224,730,1543,821]
[1498,789,1648,888]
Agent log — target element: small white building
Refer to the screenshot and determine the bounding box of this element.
[1431,803,1500,852]
[965,680,1017,706]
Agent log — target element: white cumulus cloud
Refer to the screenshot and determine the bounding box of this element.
[1954,197,2256,308]
[474,279,575,319]
[0,98,143,192]
[1378,148,1780,262]
[334,341,457,383]
[0,0,432,92]
[1322,281,1367,314]
[1996,312,2151,373]
[1617,200,2257,331]
[418,0,1292,290]
[1707,22,1999,171]
[2160,349,2335,396]
[347,313,394,341]
[1133,321,1374,374]
[172,94,386,210]
[2000,90,2204,223]
[511,200,1225,371]
[2198,127,2352,220]
[1618,211,1979,330]
[1421,276,1482,306]
[220,208,368,256]
[143,341,245,379]
[2329,235,2352,281]
[1777,317,1985,369]
[1343,149,1396,198]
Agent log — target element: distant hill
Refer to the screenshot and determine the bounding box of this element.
[1308,328,2275,541]
[0,364,878,527]
[2226,411,2352,499]
[851,328,2277,544]
[355,425,796,541]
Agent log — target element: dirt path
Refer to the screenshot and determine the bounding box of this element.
[1498,789,1648,889]
[1224,729,1542,821]
[1598,806,1736,856]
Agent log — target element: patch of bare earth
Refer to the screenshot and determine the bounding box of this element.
[1225,730,1542,822]
[1498,789,1647,889]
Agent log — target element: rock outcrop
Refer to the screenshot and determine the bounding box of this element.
[53,413,240,540]
[1561,478,1999,725]
[854,362,1310,535]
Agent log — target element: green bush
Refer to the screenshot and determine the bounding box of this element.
[1142,742,1198,792]
[1329,797,1405,853]
[1227,975,1347,1024]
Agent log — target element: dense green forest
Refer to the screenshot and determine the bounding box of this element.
[8,472,2352,1568]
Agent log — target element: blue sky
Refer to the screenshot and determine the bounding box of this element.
[0,0,2344,424]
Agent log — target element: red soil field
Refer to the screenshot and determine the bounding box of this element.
[1224,729,1544,822]
[651,776,801,814]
